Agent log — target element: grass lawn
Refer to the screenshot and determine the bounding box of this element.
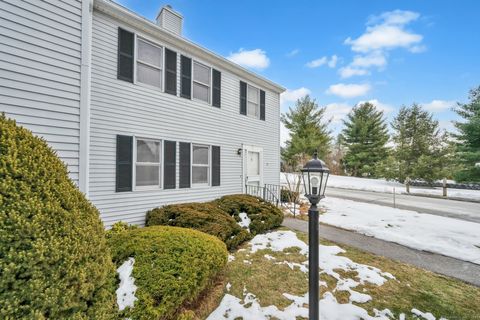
[197,227,480,319]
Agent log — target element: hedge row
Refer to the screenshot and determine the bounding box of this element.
[146,194,283,250]
[108,225,227,320]
[0,114,116,319]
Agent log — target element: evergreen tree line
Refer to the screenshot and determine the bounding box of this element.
[281,86,480,183]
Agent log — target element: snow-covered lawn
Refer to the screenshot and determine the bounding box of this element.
[208,230,450,320]
[319,197,480,264]
[280,172,480,201]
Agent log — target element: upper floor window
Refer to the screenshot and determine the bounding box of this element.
[136,39,163,88]
[192,61,211,103]
[247,85,260,118]
[135,138,161,188]
[192,144,209,185]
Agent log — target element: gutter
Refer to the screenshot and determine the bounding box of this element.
[94,0,286,94]
[79,0,93,196]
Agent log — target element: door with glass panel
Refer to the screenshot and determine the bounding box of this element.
[243,145,263,194]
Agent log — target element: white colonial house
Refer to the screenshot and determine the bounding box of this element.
[0,0,284,226]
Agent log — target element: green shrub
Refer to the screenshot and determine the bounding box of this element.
[108,226,227,320]
[280,188,300,203]
[0,114,116,319]
[146,202,250,250]
[216,194,284,235]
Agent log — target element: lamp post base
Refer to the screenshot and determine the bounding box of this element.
[308,202,319,320]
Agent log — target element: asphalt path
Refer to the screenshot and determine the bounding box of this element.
[325,187,480,224]
[283,218,480,287]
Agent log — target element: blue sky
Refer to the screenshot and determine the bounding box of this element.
[115,0,479,141]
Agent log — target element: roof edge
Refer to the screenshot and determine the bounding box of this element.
[94,0,286,94]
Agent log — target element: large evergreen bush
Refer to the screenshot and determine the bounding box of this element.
[0,114,115,319]
[146,202,250,249]
[108,225,227,320]
[216,194,283,235]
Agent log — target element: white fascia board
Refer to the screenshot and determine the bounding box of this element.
[93,0,286,94]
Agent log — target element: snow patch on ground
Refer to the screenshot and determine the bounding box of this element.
[238,212,251,232]
[320,197,480,264]
[209,230,448,319]
[116,257,138,311]
[249,230,308,254]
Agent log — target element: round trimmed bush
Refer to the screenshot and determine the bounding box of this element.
[216,194,284,235]
[0,114,116,318]
[108,225,228,320]
[146,202,250,249]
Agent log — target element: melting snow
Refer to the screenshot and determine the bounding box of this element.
[116,257,138,311]
[320,197,480,264]
[238,212,251,232]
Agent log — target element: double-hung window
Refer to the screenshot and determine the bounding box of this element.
[192,61,211,103]
[135,138,161,188]
[192,144,209,185]
[247,85,260,118]
[136,38,163,88]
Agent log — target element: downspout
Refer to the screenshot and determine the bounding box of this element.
[79,0,93,196]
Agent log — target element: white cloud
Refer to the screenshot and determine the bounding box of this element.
[345,25,422,53]
[326,83,371,99]
[306,55,338,68]
[306,57,328,68]
[409,45,427,53]
[346,10,423,53]
[341,10,424,79]
[328,55,339,68]
[339,67,370,78]
[324,102,353,124]
[280,87,311,107]
[367,10,420,26]
[227,48,270,70]
[351,51,387,68]
[286,49,300,57]
[421,99,455,112]
[357,99,394,114]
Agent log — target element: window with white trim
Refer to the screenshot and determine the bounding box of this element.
[135,138,161,187]
[136,38,163,88]
[192,144,209,184]
[192,61,211,103]
[247,84,260,118]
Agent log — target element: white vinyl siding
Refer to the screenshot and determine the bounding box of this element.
[0,0,82,183]
[89,10,281,227]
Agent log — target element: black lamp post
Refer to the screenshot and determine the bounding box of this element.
[300,152,330,320]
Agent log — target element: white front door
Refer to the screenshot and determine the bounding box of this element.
[242,145,263,193]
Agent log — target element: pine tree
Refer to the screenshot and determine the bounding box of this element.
[453,86,480,182]
[339,102,389,177]
[281,95,331,171]
[388,104,452,183]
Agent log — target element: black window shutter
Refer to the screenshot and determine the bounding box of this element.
[179,142,191,188]
[163,140,176,189]
[212,69,221,108]
[116,135,133,192]
[211,146,220,186]
[117,28,134,82]
[260,90,266,121]
[165,48,177,95]
[240,81,247,115]
[180,55,192,99]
